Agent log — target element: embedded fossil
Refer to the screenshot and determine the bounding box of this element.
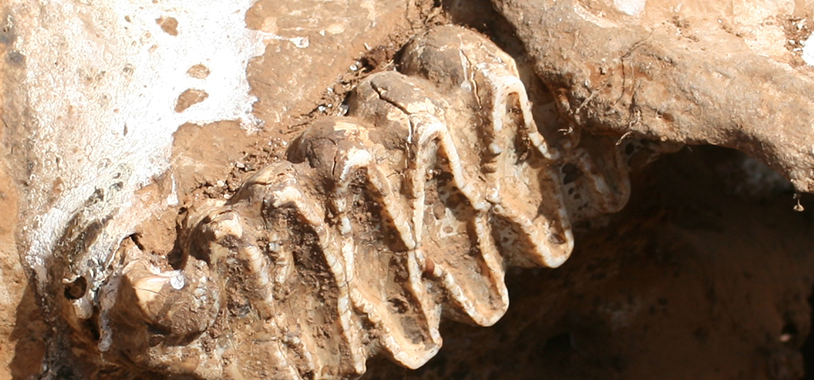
[59,25,677,379]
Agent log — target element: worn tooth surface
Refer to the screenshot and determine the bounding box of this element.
[90,25,671,379]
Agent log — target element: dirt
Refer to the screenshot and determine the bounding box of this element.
[6,0,814,379]
[0,142,44,380]
[243,0,428,126]
[153,0,437,210]
[156,16,179,37]
[135,0,442,256]
[174,89,209,113]
[0,8,46,380]
[781,15,814,63]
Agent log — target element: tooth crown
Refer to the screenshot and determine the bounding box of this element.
[79,25,675,379]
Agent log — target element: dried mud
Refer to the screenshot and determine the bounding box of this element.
[3,0,814,379]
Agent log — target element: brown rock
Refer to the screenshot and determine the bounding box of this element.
[492,0,814,192]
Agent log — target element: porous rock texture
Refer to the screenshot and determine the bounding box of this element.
[491,0,814,192]
[2,0,814,379]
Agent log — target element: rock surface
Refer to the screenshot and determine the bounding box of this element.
[492,0,814,192]
[2,0,814,379]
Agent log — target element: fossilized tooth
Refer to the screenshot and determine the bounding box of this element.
[175,33,580,376]
[90,25,678,380]
[225,159,372,377]
[394,26,575,267]
[396,26,682,224]
[102,239,226,379]
[399,26,630,223]
[254,121,444,372]
[559,136,683,222]
[399,25,558,159]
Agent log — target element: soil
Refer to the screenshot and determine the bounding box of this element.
[5,0,814,379]
[0,10,46,380]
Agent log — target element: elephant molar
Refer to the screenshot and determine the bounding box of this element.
[87,25,672,379]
